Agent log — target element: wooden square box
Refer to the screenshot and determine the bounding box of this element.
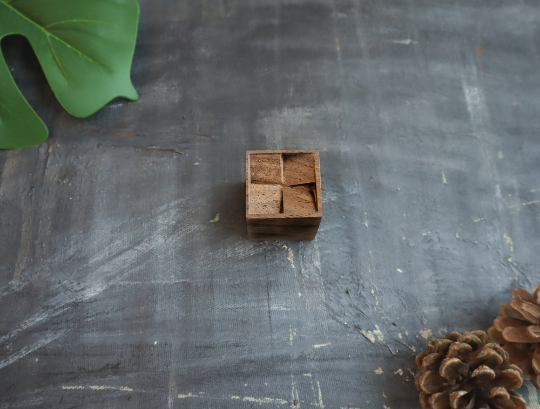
[246,150,322,240]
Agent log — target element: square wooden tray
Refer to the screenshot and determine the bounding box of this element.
[246,150,322,240]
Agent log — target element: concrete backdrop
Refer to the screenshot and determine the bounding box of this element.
[1,0,540,407]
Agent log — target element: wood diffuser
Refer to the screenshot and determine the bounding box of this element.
[246,150,322,240]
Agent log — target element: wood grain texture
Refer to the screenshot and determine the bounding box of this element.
[246,150,322,240]
[2,1,540,408]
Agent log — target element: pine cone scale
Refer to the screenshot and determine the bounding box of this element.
[423,353,445,371]
[420,371,447,394]
[487,326,506,344]
[532,284,540,301]
[449,390,475,409]
[521,303,540,320]
[470,365,495,384]
[447,342,473,359]
[428,392,450,409]
[494,316,529,332]
[503,344,530,365]
[502,325,539,343]
[532,348,540,374]
[440,358,469,381]
[509,392,528,409]
[467,348,503,370]
[512,288,537,304]
[510,298,540,323]
[501,302,526,320]
[530,325,540,337]
[493,369,523,389]
[488,386,509,400]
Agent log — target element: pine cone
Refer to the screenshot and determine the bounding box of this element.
[488,285,540,388]
[415,330,526,409]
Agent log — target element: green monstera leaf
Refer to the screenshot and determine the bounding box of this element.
[0,0,140,149]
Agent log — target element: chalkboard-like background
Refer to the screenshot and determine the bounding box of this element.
[1,1,540,407]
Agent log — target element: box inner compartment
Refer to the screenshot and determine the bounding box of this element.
[249,153,318,215]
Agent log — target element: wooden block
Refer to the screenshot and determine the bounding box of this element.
[282,185,317,215]
[283,153,316,185]
[249,184,282,214]
[250,153,282,184]
[246,150,322,240]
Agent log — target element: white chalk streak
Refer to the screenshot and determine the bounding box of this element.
[0,331,64,370]
[390,39,417,45]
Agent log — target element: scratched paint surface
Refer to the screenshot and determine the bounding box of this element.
[1,0,540,408]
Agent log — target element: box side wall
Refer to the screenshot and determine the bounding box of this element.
[246,152,251,217]
[313,151,323,213]
[247,217,322,241]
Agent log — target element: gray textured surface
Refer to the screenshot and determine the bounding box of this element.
[1,0,540,408]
